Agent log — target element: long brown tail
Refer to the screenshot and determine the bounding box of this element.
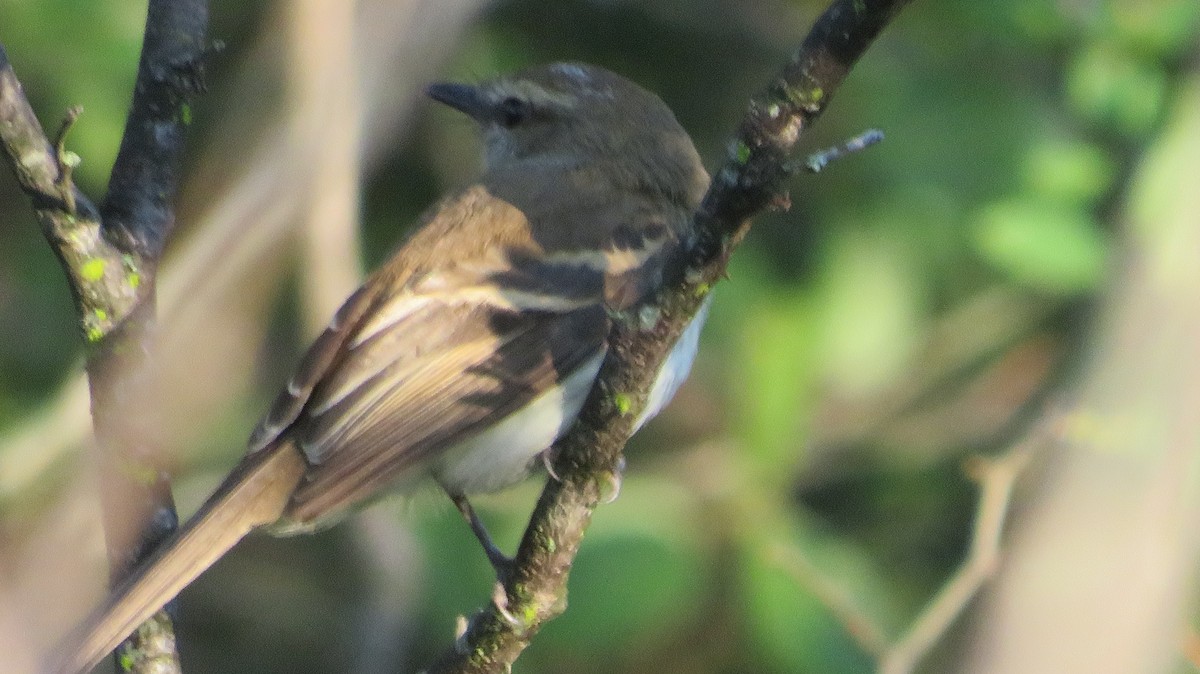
[48,440,308,674]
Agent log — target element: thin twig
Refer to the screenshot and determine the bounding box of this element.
[772,431,1042,674]
[100,0,209,259]
[879,440,1035,674]
[803,128,884,173]
[52,105,83,215]
[769,543,890,657]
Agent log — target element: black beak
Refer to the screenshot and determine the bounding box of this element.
[426,82,488,120]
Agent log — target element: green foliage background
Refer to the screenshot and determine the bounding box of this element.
[0,1,1197,672]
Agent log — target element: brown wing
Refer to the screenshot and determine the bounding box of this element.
[246,174,679,528]
[247,282,385,455]
[485,164,688,311]
[283,295,607,524]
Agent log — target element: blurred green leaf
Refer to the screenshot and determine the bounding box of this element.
[0,1,144,190]
[742,553,849,673]
[1067,43,1168,137]
[818,233,923,397]
[1003,0,1074,45]
[973,199,1110,294]
[541,534,705,658]
[1107,0,1200,58]
[1023,140,1116,205]
[730,289,820,482]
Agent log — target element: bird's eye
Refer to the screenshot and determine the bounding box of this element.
[496,96,531,127]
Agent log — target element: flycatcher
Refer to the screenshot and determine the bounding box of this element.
[53,61,710,673]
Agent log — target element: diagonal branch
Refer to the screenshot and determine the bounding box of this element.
[425,1,914,672]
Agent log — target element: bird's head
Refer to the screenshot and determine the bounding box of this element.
[427,62,706,200]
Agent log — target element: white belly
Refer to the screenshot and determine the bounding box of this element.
[433,294,711,495]
[637,294,711,430]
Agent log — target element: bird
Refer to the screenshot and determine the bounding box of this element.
[51,61,710,674]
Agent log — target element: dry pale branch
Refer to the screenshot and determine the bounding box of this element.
[768,543,890,658]
[772,421,1050,674]
[879,437,1036,674]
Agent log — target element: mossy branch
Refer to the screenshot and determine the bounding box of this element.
[0,1,209,672]
[424,1,915,672]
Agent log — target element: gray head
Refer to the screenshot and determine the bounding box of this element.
[427,62,707,199]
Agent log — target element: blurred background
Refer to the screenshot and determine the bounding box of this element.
[1,1,1198,672]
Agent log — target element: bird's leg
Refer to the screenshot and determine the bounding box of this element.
[449,493,514,582]
[450,493,524,626]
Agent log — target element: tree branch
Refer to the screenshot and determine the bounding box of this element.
[101,0,210,259]
[769,415,1053,674]
[0,46,117,342]
[90,5,209,673]
[879,433,1038,674]
[425,1,914,671]
[0,2,208,672]
[768,543,891,659]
